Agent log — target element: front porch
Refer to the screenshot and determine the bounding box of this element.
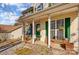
[21,4,79,53]
[25,14,73,50]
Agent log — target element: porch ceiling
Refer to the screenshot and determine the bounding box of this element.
[50,6,78,17]
[23,3,79,23]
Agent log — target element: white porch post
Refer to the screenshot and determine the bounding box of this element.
[78,5,79,54]
[22,33,24,41]
[32,20,35,44]
[48,16,51,48]
[55,20,57,40]
[22,22,25,42]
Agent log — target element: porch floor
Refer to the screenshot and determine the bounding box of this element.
[0,40,77,55]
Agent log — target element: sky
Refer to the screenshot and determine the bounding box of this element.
[0,3,31,25]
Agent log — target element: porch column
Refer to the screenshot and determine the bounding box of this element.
[22,22,25,41]
[32,20,35,44]
[78,5,79,54]
[48,16,51,48]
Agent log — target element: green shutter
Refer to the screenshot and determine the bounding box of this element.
[65,18,70,40]
[36,24,40,38]
[45,21,48,37]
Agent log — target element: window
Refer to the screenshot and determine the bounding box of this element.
[27,24,32,36]
[36,3,43,11]
[51,21,55,39]
[57,19,64,29]
[57,19,64,39]
[51,21,55,29]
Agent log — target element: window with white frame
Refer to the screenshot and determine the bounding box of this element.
[57,19,64,29]
[51,21,55,29]
[57,19,64,39]
[36,3,43,11]
[51,21,55,39]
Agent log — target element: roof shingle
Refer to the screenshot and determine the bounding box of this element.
[0,25,22,33]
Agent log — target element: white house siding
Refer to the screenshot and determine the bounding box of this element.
[43,3,49,9]
[0,33,9,40]
[70,15,78,52]
[9,27,23,40]
[70,17,78,43]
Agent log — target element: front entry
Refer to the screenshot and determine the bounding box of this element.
[36,24,40,38]
[27,24,32,37]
